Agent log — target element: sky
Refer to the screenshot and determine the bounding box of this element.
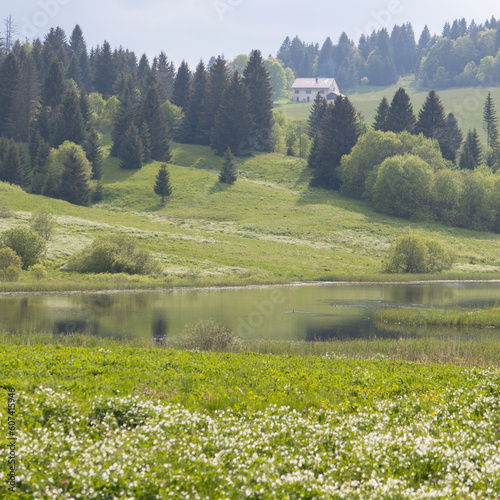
[7,0,500,68]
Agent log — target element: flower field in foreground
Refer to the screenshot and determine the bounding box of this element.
[2,342,500,498]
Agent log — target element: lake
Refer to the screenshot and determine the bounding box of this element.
[1,282,499,341]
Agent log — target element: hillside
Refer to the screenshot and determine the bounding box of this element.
[0,139,499,291]
[280,80,500,142]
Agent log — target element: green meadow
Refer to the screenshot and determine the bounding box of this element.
[280,79,500,142]
[0,135,499,292]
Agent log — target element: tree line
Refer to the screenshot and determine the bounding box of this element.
[0,22,275,205]
[307,89,500,232]
[277,16,500,89]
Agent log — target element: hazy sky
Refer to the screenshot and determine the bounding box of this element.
[8,0,500,67]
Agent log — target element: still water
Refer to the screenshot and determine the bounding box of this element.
[1,282,499,341]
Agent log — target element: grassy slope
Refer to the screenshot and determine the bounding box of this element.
[280,79,500,142]
[0,128,499,290]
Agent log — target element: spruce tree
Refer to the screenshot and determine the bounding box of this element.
[58,145,91,206]
[310,96,360,190]
[172,60,191,111]
[387,88,416,133]
[154,163,172,204]
[0,53,20,136]
[92,41,116,99]
[0,140,23,186]
[53,87,85,147]
[459,129,482,169]
[483,92,499,151]
[8,53,40,141]
[447,113,463,152]
[211,72,254,156]
[157,52,175,102]
[41,58,64,109]
[184,60,208,143]
[197,56,230,145]
[307,135,319,169]
[308,93,327,138]
[119,124,143,170]
[373,96,390,132]
[219,147,237,184]
[243,50,274,151]
[139,122,152,162]
[83,126,103,180]
[139,83,171,161]
[111,85,138,157]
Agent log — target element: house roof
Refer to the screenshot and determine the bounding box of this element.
[292,78,339,92]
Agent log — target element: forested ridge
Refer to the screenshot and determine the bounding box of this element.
[0,16,499,235]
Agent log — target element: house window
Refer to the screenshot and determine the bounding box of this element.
[320,90,325,94]
[305,90,311,94]
[294,90,299,94]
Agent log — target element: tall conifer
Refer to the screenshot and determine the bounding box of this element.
[184,61,208,143]
[172,60,191,111]
[0,53,20,136]
[243,49,274,151]
[387,88,416,133]
[373,96,390,132]
[310,96,360,190]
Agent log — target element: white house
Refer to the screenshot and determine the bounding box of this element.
[291,78,342,103]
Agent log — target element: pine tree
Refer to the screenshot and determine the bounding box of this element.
[387,88,416,133]
[219,147,237,184]
[139,122,152,162]
[53,87,85,147]
[41,58,64,109]
[308,93,327,138]
[243,50,274,151]
[0,140,23,186]
[92,41,116,99]
[483,92,499,151]
[139,83,171,161]
[459,129,482,169]
[197,56,230,145]
[83,126,103,180]
[373,96,390,132]
[172,60,191,111]
[69,24,87,56]
[154,163,172,204]
[307,135,319,169]
[0,53,20,136]
[184,60,208,143]
[8,53,39,141]
[119,124,143,170]
[310,96,360,190]
[211,72,254,156]
[58,145,91,206]
[111,85,138,157]
[447,113,463,152]
[79,86,91,128]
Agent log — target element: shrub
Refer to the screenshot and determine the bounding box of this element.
[29,263,48,281]
[1,227,46,269]
[0,199,12,218]
[180,320,237,352]
[66,234,161,275]
[30,208,56,242]
[383,232,455,274]
[0,247,22,281]
[372,155,434,219]
[0,265,21,282]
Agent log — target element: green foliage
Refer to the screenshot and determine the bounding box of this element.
[373,155,434,219]
[29,263,48,281]
[154,164,172,204]
[161,101,185,141]
[1,227,46,269]
[119,124,143,170]
[383,232,454,273]
[387,88,416,133]
[219,148,237,185]
[30,207,56,241]
[66,234,161,275]
[372,96,390,132]
[0,247,22,274]
[180,319,237,352]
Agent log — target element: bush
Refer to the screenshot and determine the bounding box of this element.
[30,208,56,242]
[372,155,434,219]
[180,320,237,352]
[1,227,46,270]
[383,232,454,274]
[0,265,21,282]
[0,247,22,281]
[0,199,12,218]
[66,234,161,275]
[29,263,48,281]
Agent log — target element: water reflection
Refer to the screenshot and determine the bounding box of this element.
[0,282,499,342]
